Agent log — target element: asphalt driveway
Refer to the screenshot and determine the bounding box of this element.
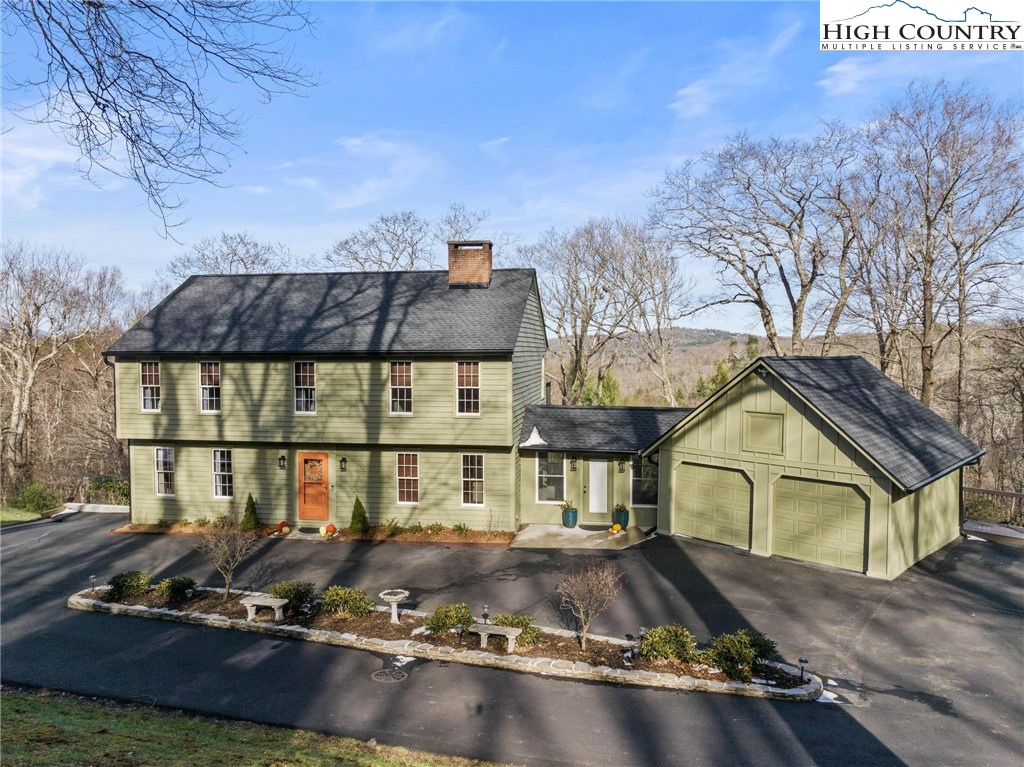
[2,513,1021,766]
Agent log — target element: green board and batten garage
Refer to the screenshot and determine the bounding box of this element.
[646,356,983,580]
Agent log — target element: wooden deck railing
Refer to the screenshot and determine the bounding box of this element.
[964,486,1024,527]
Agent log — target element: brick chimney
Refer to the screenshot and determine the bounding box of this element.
[448,240,493,287]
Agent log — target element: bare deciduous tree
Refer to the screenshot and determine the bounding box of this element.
[192,513,262,601]
[3,0,315,231]
[533,218,638,404]
[557,556,624,652]
[162,231,292,282]
[653,130,862,356]
[322,211,434,271]
[865,80,1024,407]
[621,223,693,405]
[0,242,122,495]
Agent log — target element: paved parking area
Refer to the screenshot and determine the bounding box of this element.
[2,512,1022,766]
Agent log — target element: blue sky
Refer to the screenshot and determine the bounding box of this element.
[3,1,1021,332]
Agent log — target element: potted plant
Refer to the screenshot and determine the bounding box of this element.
[560,499,578,529]
[612,502,629,529]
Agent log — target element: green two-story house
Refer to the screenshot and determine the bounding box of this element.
[106,241,547,530]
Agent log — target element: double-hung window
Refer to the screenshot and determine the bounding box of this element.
[631,457,659,507]
[200,361,221,413]
[212,449,233,499]
[390,361,413,414]
[396,453,419,504]
[141,361,161,412]
[456,361,480,415]
[155,447,175,496]
[294,361,316,414]
[462,454,484,506]
[537,452,565,503]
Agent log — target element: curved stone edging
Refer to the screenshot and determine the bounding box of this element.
[67,586,823,701]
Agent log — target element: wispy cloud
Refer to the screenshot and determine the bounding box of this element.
[669,20,802,120]
[1,121,83,210]
[239,185,272,195]
[588,48,651,109]
[283,132,438,211]
[373,8,465,53]
[817,52,1003,97]
[479,136,511,162]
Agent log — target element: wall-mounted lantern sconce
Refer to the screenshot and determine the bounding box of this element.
[278,455,286,470]
[618,458,626,473]
[339,457,347,472]
[570,457,578,472]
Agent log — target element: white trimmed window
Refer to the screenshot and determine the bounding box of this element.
[212,449,233,499]
[631,457,658,507]
[462,454,484,506]
[200,361,221,413]
[141,361,161,412]
[537,451,565,503]
[155,447,175,496]
[294,361,316,413]
[396,453,419,504]
[390,361,413,414]
[456,361,480,415]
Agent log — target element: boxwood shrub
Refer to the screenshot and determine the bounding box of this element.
[425,602,473,634]
[638,624,698,663]
[492,614,542,647]
[155,576,196,603]
[704,629,777,682]
[269,580,318,614]
[107,570,151,601]
[321,585,375,617]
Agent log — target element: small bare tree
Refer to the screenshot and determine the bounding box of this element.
[191,514,262,602]
[161,231,292,282]
[557,557,624,652]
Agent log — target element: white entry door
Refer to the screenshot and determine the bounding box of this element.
[588,460,608,517]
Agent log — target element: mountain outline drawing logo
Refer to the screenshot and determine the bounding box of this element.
[831,1,1017,24]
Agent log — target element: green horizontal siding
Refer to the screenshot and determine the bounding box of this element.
[116,357,512,446]
[129,441,515,530]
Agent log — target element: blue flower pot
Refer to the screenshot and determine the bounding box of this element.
[612,508,630,529]
[562,508,578,528]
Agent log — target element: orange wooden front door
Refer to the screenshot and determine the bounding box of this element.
[298,452,329,521]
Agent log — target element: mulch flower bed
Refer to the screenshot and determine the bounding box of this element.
[85,588,799,687]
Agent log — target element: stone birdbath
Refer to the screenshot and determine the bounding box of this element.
[379,589,409,624]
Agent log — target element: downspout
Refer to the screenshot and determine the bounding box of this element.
[102,353,130,524]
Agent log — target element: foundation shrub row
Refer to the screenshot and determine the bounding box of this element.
[639,624,778,682]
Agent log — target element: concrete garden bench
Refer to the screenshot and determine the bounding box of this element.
[240,595,289,623]
[468,623,522,654]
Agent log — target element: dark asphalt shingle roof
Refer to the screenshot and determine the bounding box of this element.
[106,269,538,356]
[762,356,983,491]
[519,405,692,454]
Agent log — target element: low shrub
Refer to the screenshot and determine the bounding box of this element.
[425,602,473,634]
[156,576,197,602]
[426,522,444,534]
[269,580,318,614]
[704,629,777,682]
[492,613,542,647]
[241,493,260,531]
[19,482,62,514]
[408,522,423,534]
[452,522,470,535]
[192,517,211,527]
[107,570,151,601]
[89,475,130,505]
[321,586,375,617]
[384,518,401,537]
[638,624,698,663]
[349,496,370,535]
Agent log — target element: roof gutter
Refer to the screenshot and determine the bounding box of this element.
[903,450,986,493]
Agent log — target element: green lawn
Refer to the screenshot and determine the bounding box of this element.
[2,688,502,767]
[0,504,41,526]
